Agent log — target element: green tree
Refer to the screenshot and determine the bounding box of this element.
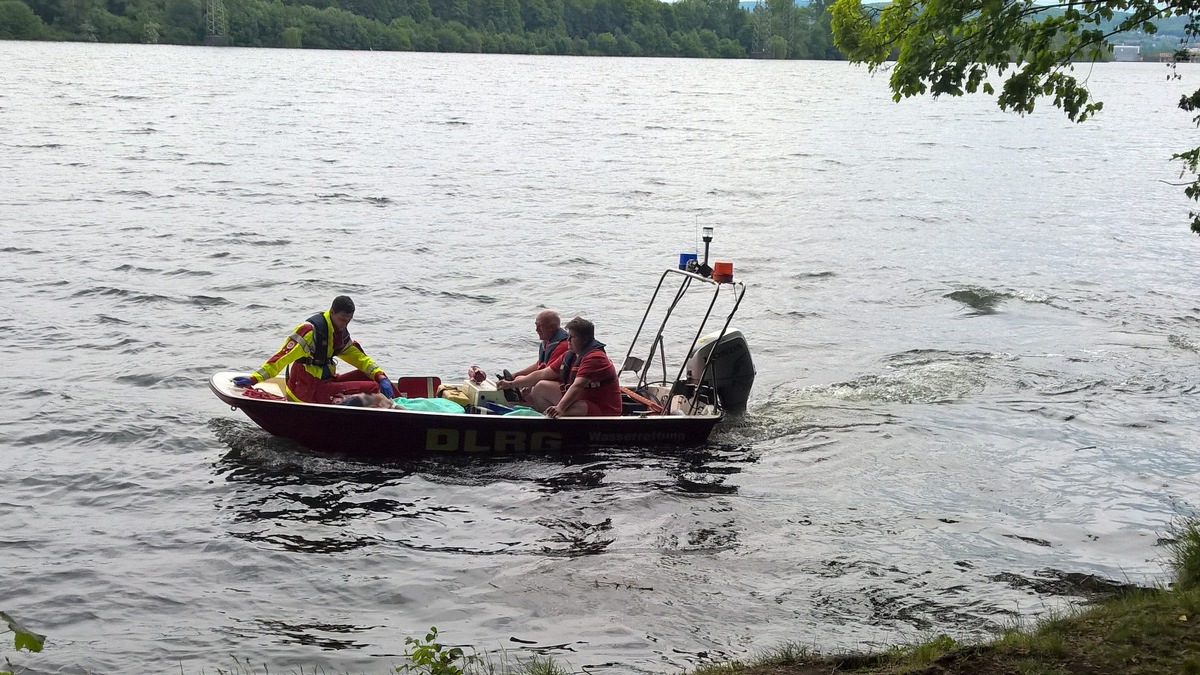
[88,8,138,39]
[9,0,836,60]
[792,0,838,58]
[765,32,785,57]
[699,0,744,40]
[520,0,557,30]
[342,0,406,23]
[764,0,793,47]
[164,0,202,38]
[384,16,414,46]
[118,0,158,23]
[716,35,742,56]
[280,23,301,44]
[433,20,465,48]
[401,0,431,21]
[23,0,63,26]
[671,0,703,31]
[673,27,707,55]
[831,0,1200,233]
[0,0,48,36]
[614,27,637,53]
[592,28,615,51]
[479,0,518,32]
[630,18,669,54]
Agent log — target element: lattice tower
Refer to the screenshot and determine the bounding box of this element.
[750,0,767,57]
[205,0,228,41]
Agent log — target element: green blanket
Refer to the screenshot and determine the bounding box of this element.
[392,397,466,414]
[502,405,543,417]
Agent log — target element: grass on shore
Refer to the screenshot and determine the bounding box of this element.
[692,518,1200,675]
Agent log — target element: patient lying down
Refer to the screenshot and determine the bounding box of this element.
[333,393,404,409]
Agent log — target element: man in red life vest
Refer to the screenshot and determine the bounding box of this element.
[497,316,621,418]
[498,309,571,402]
[231,295,395,404]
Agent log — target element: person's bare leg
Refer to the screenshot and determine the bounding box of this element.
[555,400,589,417]
[528,380,563,412]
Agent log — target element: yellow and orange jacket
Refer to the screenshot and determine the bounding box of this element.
[250,310,386,388]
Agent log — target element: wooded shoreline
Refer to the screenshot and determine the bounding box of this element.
[0,0,841,58]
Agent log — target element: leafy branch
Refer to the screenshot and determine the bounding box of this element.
[831,0,1200,234]
[397,626,481,675]
[0,612,45,675]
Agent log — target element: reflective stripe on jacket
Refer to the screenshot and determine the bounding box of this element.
[252,309,385,388]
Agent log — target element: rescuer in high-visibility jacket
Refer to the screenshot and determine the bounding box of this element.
[231,295,395,404]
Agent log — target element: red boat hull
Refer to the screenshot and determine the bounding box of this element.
[210,376,722,457]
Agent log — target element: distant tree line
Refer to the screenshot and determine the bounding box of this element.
[0,0,843,58]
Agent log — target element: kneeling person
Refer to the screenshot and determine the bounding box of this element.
[231,295,394,404]
[497,316,621,418]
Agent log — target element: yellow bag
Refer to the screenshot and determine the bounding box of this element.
[437,384,470,407]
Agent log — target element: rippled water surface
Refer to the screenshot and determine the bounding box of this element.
[4,42,1200,674]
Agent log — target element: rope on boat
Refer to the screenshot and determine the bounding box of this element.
[621,386,663,415]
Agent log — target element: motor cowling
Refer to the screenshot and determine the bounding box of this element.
[686,329,755,414]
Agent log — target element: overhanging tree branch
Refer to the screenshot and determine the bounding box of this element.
[831,0,1200,234]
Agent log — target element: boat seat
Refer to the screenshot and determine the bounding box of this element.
[396,376,441,398]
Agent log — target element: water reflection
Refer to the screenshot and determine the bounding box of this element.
[208,418,753,558]
[534,516,615,555]
[812,583,1011,633]
[989,569,1137,598]
[231,618,373,651]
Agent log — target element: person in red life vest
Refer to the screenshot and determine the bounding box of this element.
[497,316,621,417]
[497,309,571,402]
[231,295,395,404]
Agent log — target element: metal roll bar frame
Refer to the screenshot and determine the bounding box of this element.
[619,268,747,415]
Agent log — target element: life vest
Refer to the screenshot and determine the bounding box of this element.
[538,328,569,368]
[253,310,384,400]
[300,311,347,380]
[559,340,615,389]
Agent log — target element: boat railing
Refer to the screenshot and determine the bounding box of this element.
[620,267,746,414]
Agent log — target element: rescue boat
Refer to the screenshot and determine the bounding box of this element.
[210,231,755,457]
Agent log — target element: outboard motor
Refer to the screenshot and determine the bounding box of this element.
[686,329,755,414]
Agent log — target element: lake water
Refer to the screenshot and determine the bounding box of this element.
[3,41,1200,674]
